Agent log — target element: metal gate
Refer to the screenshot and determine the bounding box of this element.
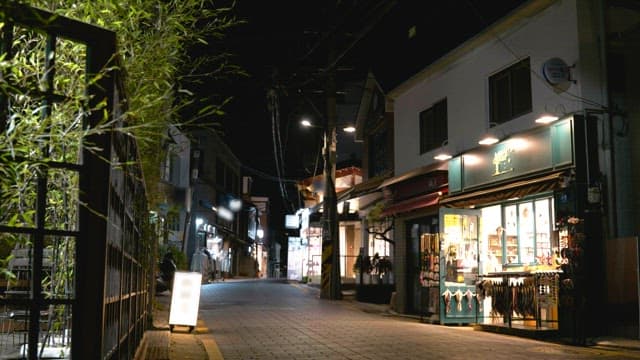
[0,3,152,359]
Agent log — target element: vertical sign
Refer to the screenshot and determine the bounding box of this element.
[169,271,202,332]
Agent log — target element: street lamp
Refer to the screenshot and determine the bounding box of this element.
[301,118,314,128]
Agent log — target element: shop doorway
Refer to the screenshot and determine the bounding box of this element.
[406,216,438,315]
[439,208,481,324]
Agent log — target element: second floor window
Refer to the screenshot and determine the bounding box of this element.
[368,129,390,178]
[489,57,532,124]
[419,98,447,154]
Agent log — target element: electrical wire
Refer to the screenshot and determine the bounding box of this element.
[287,0,398,92]
[240,163,300,184]
[463,0,608,110]
[268,90,289,201]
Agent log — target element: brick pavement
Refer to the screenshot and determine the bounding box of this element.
[137,279,640,360]
[135,290,222,360]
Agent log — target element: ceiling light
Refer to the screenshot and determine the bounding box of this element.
[343,125,356,133]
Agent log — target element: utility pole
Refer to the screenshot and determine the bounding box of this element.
[317,0,396,300]
[320,0,341,300]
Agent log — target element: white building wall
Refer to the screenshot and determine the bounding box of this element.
[389,0,610,315]
[392,0,602,175]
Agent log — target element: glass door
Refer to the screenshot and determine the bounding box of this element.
[439,208,481,324]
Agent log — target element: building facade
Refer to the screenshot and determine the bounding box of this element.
[386,0,639,340]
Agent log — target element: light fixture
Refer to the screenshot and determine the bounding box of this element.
[478,135,499,145]
[434,153,452,161]
[229,198,242,212]
[301,119,312,127]
[535,114,559,124]
[433,139,453,161]
[342,125,356,133]
[478,122,501,145]
[216,206,234,221]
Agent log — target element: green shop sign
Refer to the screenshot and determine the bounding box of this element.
[448,117,574,193]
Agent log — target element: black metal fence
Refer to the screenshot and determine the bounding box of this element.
[0,3,152,359]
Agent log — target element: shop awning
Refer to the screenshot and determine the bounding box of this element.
[380,191,442,217]
[310,187,355,213]
[439,171,566,208]
[350,172,391,198]
[378,162,447,189]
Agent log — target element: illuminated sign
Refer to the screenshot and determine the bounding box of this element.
[169,272,202,331]
[285,214,299,229]
[492,146,514,176]
[448,117,575,193]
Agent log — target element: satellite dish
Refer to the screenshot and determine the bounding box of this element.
[542,57,571,86]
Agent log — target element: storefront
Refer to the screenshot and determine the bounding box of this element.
[378,165,447,315]
[438,115,603,336]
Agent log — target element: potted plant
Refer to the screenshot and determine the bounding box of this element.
[373,255,393,284]
[353,252,373,284]
[355,252,395,304]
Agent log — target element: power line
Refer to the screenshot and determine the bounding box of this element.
[268,89,289,201]
[464,0,608,110]
[240,163,300,184]
[283,0,398,92]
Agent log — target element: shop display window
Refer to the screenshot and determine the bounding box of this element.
[442,213,479,285]
[488,197,554,270]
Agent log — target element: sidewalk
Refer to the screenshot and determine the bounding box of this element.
[134,289,221,360]
[137,280,640,359]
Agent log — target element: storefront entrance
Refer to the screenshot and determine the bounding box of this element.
[406,217,438,315]
[439,208,481,324]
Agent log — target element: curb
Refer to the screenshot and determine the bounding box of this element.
[195,318,224,360]
[202,338,224,360]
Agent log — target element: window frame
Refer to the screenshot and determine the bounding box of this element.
[419,98,448,155]
[489,57,532,124]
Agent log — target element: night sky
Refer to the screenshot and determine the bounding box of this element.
[204,0,528,232]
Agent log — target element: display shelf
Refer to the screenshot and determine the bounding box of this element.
[488,234,503,263]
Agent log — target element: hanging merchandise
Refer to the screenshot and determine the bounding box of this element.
[454,289,464,312]
[442,289,452,313]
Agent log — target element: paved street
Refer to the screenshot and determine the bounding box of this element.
[198,279,640,360]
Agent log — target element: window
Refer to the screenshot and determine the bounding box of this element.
[162,150,180,184]
[166,209,180,232]
[368,129,389,178]
[499,198,553,266]
[489,58,532,124]
[419,98,447,154]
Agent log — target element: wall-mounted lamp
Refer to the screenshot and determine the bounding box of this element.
[228,198,242,212]
[433,140,453,161]
[535,114,559,124]
[211,205,234,221]
[478,122,501,145]
[433,153,452,161]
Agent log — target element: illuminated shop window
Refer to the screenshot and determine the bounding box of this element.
[491,197,553,268]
